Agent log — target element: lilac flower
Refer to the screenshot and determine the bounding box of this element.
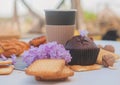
[80,30,88,37]
[11,54,17,64]
[0,54,17,65]
[22,42,72,66]
[22,47,38,66]
[0,54,7,61]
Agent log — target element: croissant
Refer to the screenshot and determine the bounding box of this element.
[0,39,30,57]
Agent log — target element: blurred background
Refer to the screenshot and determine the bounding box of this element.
[0,0,120,41]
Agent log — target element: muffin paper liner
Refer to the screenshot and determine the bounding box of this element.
[68,48,100,66]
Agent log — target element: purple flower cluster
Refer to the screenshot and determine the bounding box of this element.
[79,29,88,37]
[22,42,72,66]
[0,54,17,64]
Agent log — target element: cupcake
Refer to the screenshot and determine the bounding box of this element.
[65,30,100,65]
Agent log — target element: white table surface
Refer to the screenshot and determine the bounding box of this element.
[0,40,120,85]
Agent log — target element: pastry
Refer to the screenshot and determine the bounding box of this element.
[0,58,14,75]
[2,45,20,56]
[0,39,30,57]
[35,76,68,81]
[0,60,12,65]
[69,64,102,72]
[26,59,65,77]
[102,55,115,67]
[26,59,74,81]
[0,46,4,54]
[0,65,14,75]
[103,45,115,53]
[29,36,46,47]
[35,66,74,81]
[65,35,99,65]
[23,42,74,81]
[97,49,119,65]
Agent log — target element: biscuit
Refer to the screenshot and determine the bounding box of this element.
[26,59,65,77]
[103,45,115,53]
[0,60,12,65]
[39,66,74,80]
[69,64,102,72]
[97,49,120,64]
[102,55,115,67]
[29,36,46,47]
[35,76,68,81]
[0,65,14,75]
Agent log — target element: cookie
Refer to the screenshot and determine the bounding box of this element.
[0,60,12,65]
[26,59,65,77]
[29,36,46,47]
[103,45,115,53]
[97,49,120,65]
[0,65,14,75]
[39,66,74,80]
[69,64,102,72]
[35,76,68,81]
[102,55,115,67]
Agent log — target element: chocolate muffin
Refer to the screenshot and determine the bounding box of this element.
[65,35,100,66]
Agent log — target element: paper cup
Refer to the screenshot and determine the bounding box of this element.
[45,9,76,45]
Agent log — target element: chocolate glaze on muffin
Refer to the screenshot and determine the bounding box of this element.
[65,35,100,66]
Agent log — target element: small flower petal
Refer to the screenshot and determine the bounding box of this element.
[80,30,88,37]
[11,54,17,64]
[0,54,7,61]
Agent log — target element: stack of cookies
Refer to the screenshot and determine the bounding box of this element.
[0,59,14,75]
[26,59,74,81]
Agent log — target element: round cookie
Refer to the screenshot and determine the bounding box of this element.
[103,45,115,53]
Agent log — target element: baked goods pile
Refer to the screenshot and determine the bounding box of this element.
[0,31,119,82]
[0,55,16,75]
[65,30,119,71]
[22,41,74,80]
[0,39,30,57]
[96,48,118,66]
[21,32,120,81]
[0,39,29,75]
